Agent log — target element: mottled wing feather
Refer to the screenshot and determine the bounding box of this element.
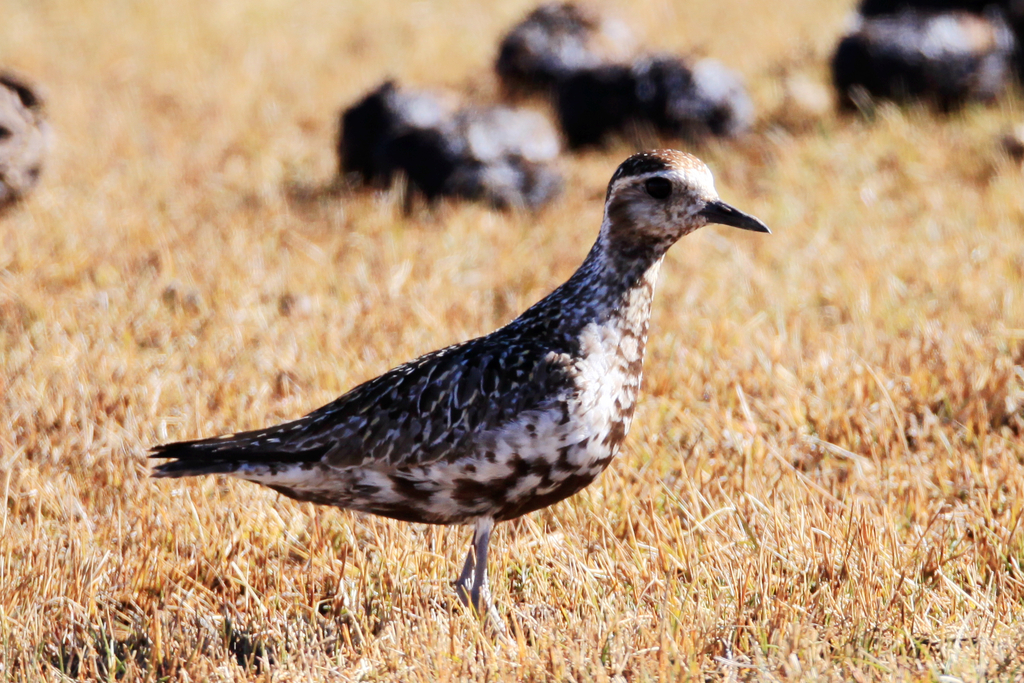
[310,335,573,467]
[152,333,575,472]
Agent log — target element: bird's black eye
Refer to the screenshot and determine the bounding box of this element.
[644,177,672,199]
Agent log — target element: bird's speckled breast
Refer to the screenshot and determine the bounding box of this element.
[459,259,661,522]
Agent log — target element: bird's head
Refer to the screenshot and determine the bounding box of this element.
[601,149,769,260]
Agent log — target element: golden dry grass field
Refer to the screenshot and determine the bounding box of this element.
[2,0,1024,680]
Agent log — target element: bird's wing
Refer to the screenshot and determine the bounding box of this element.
[151,334,575,474]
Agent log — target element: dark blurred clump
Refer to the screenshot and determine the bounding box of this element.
[859,0,1024,73]
[858,0,1023,24]
[339,81,458,194]
[495,2,634,96]
[833,0,1022,111]
[0,71,50,212]
[555,56,753,149]
[496,2,753,148]
[338,81,561,210]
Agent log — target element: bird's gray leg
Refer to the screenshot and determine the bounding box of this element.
[455,539,477,603]
[454,517,494,612]
[468,516,494,612]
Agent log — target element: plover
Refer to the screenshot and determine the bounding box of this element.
[152,149,770,613]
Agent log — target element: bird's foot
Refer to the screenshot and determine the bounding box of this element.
[454,576,489,613]
[454,579,506,637]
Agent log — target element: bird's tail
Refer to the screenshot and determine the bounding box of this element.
[150,426,325,479]
[150,439,247,478]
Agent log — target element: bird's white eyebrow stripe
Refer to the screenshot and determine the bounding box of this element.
[604,149,707,199]
[609,154,673,182]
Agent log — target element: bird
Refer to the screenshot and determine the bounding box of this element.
[151,149,770,614]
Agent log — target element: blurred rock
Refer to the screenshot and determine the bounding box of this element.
[684,59,755,136]
[338,81,459,189]
[495,3,753,147]
[452,106,562,209]
[460,105,560,164]
[832,10,1016,110]
[338,81,561,210]
[554,62,634,148]
[858,0,1013,16]
[0,72,51,211]
[496,2,634,95]
[555,55,753,148]
[446,155,562,210]
[858,0,1024,76]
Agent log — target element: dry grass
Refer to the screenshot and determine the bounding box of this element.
[2,0,1024,680]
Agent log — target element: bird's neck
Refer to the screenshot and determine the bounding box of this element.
[509,231,665,351]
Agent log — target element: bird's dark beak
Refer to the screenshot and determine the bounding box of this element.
[700,200,771,234]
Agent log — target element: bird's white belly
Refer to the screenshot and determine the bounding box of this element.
[238,323,641,524]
